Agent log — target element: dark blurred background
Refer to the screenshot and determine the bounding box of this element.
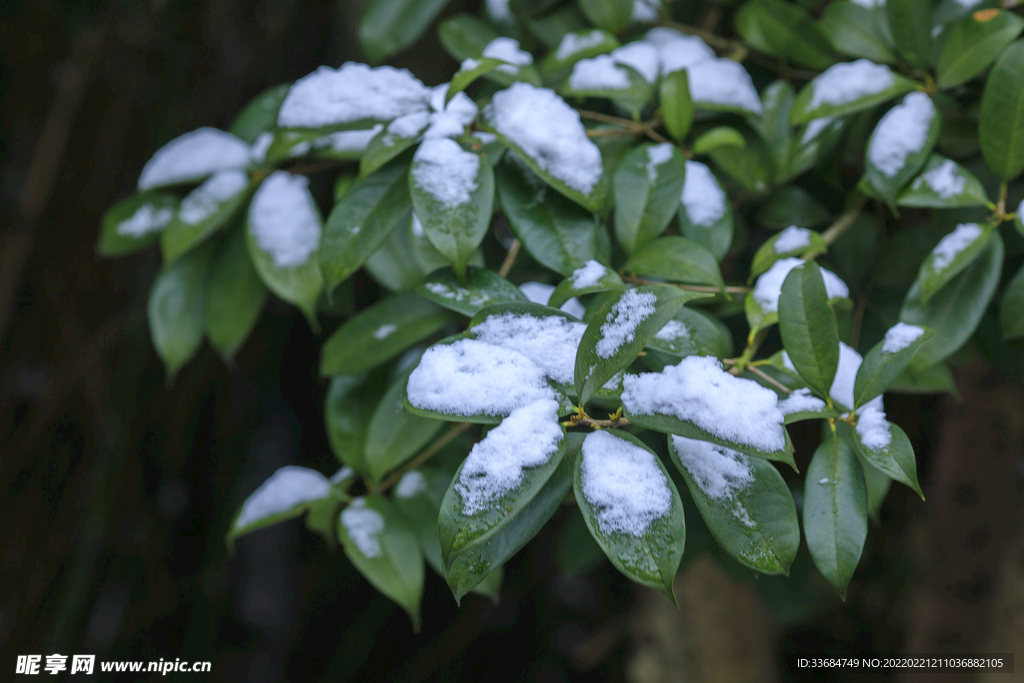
[3,1,1024,681]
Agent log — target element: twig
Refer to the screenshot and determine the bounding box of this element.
[622,274,749,294]
[563,415,632,430]
[745,364,793,395]
[850,294,867,351]
[576,109,642,128]
[375,422,472,493]
[819,198,868,247]
[498,238,521,278]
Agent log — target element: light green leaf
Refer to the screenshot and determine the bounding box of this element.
[574,285,711,405]
[621,236,725,289]
[819,2,897,64]
[549,262,624,308]
[669,434,799,575]
[677,160,735,260]
[853,324,935,408]
[577,0,633,32]
[320,292,451,376]
[659,69,694,143]
[803,430,868,599]
[900,231,1003,373]
[916,222,995,304]
[999,262,1024,341]
[575,430,685,599]
[896,154,990,208]
[410,141,495,280]
[643,307,733,362]
[96,192,179,257]
[338,496,424,629]
[844,418,923,498]
[979,40,1024,180]
[321,163,412,292]
[229,83,290,144]
[360,120,427,180]
[741,0,837,69]
[936,9,1024,88]
[446,58,509,104]
[438,14,499,62]
[863,93,941,205]
[416,266,528,317]
[751,227,828,279]
[325,374,369,471]
[204,225,267,362]
[791,63,916,123]
[148,241,214,379]
[887,0,933,69]
[778,261,840,397]
[495,156,604,276]
[359,0,452,63]
[365,363,445,482]
[613,143,686,254]
[161,171,254,263]
[692,127,745,155]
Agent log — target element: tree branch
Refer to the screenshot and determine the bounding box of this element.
[745,364,793,394]
[498,239,521,278]
[819,198,868,247]
[375,422,472,493]
[622,274,749,294]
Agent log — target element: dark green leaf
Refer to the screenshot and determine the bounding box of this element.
[654,69,692,144]
[446,58,508,104]
[320,290,450,373]
[228,466,335,543]
[359,0,452,63]
[890,361,958,395]
[751,80,794,170]
[785,116,847,181]
[896,154,991,208]
[999,262,1024,341]
[613,143,687,254]
[577,0,633,32]
[936,9,1024,88]
[96,192,178,257]
[778,261,840,397]
[886,0,933,69]
[205,225,267,362]
[161,172,253,263]
[148,241,214,379]
[844,418,923,498]
[622,236,725,289]
[549,262,624,308]
[751,227,828,279]
[669,434,799,575]
[229,83,290,144]
[365,364,444,482]
[361,120,426,180]
[803,430,868,599]
[325,374,369,471]
[416,266,528,316]
[819,2,897,64]
[339,496,424,629]
[438,14,499,62]
[791,64,916,123]
[917,222,994,304]
[705,132,774,194]
[643,307,733,361]
[742,0,838,69]
[364,215,428,292]
[677,160,735,260]
[853,324,934,408]
[979,39,1024,180]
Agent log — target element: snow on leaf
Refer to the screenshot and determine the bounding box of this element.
[809,60,896,109]
[249,171,321,268]
[472,312,586,385]
[596,289,658,358]
[680,161,727,227]
[580,431,672,536]
[411,138,480,208]
[138,128,252,190]
[117,204,175,238]
[340,497,385,557]
[881,322,924,354]
[234,466,331,529]
[671,435,755,527]
[687,58,763,114]
[753,258,848,314]
[482,37,534,75]
[571,260,609,289]
[778,387,827,415]
[929,223,983,272]
[178,170,249,225]
[773,226,812,254]
[867,93,936,176]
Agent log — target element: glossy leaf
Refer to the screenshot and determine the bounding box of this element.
[778,261,840,397]
[803,430,868,599]
[229,84,290,144]
[669,435,799,575]
[320,292,450,376]
[325,374,369,471]
[148,241,214,379]
[416,266,528,316]
[791,67,916,123]
[979,40,1024,180]
[204,226,267,361]
[896,154,990,208]
[819,2,897,64]
[359,0,452,64]
[364,215,429,292]
[853,326,935,408]
[936,10,1024,88]
[643,307,733,362]
[97,192,179,257]
[361,121,427,180]
[613,144,686,254]
[246,217,323,329]
[917,223,994,304]
[999,262,1024,341]
[659,70,694,143]
[844,420,923,498]
[365,364,445,482]
[621,236,725,289]
[692,127,745,155]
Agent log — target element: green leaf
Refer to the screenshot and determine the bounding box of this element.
[844,418,923,498]
[999,262,1024,341]
[751,80,794,170]
[321,163,412,292]
[785,117,847,181]
[359,0,451,63]
[819,2,897,64]
[320,292,451,376]
[562,63,653,115]
[574,430,685,599]
[161,171,254,263]
[574,285,710,405]
[338,496,424,629]
[325,374,369,471]
[446,58,508,104]
[741,0,837,69]
[705,132,775,195]
[936,10,1024,88]
[916,222,995,304]
[692,127,745,155]
[365,363,444,482]
[410,142,495,280]
[360,120,427,180]
[853,324,935,408]
[204,225,267,362]
[577,0,632,32]
[890,360,958,395]
[857,454,893,523]
[778,261,840,397]
[148,241,214,379]
[803,430,868,599]
[896,154,990,208]
[864,93,941,205]
[677,160,735,261]
[887,0,933,69]
[751,227,828,279]
[364,215,428,292]
[439,429,572,603]
[669,434,799,575]
[495,156,604,276]
[613,143,687,254]
[900,231,1003,373]
[416,266,528,317]
[229,83,290,144]
[622,236,725,289]
[540,29,619,78]
[549,262,624,308]
[96,192,179,257]
[643,307,733,362]
[791,64,916,123]
[979,40,1024,180]
[659,69,694,143]
[438,14,499,62]
[228,466,335,543]
[779,391,842,425]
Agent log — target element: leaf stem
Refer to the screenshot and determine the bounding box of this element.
[498,238,521,278]
[819,198,868,248]
[744,364,793,395]
[621,274,749,294]
[374,422,472,493]
[562,414,632,430]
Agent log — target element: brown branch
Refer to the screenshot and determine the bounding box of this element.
[498,239,521,278]
[819,198,868,247]
[576,109,642,127]
[745,364,793,395]
[375,422,473,494]
[622,274,749,294]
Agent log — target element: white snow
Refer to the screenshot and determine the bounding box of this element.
[868,93,935,176]
[249,132,274,164]
[571,260,608,289]
[519,282,587,318]
[596,289,658,358]
[455,399,563,515]
[373,323,397,340]
[386,111,431,141]
[406,338,556,416]
[486,0,512,22]
[687,59,763,114]
[778,387,826,415]
[632,0,662,22]
[882,322,924,354]
[953,0,983,6]
[774,226,813,254]
[580,431,672,536]
[331,466,355,484]
[912,159,965,198]
[235,466,330,529]
[423,281,494,309]
[482,37,534,75]
[645,28,715,74]
[1018,198,1024,221]
[411,138,480,208]
[680,161,727,227]
[569,55,632,91]
[850,0,882,6]
[622,356,787,453]
[654,319,690,341]
[752,258,849,314]
[800,117,837,145]
[178,170,249,224]
[138,127,252,190]
[424,92,478,139]
[395,470,427,499]
[249,171,321,268]
[554,30,610,61]
[611,42,660,83]
[829,342,874,410]
[809,60,896,110]
[319,125,383,153]
[340,498,384,558]
[472,312,586,385]
[484,83,603,195]
[646,143,674,182]
[855,402,891,450]
[116,203,175,237]
[672,435,756,527]
[930,223,983,273]
[277,63,431,129]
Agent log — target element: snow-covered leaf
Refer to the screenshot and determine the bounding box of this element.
[916,222,995,304]
[778,388,842,424]
[575,430,684,599]
[96,192,178,257]
[621,236,724,289]
[416,266,528,316]
[643,308,733,363]
[896,155,990,208]
[613,143,686,254]
[676,160,734,260]
[549,260,624,308]
[750,226,828,278]
[853,323,934,408]
[162,170,253,263]
[863,92,940,204]
[778,261,840,398]
[844,415,923,498]
[539,29,620,79]
[791,59,916,123]
[148,241,214,379]
[229,466,335,541]
[229,84,290,144]
[686,58,764,116]
[204,225,267,362]
[360,113,428,179]
[137,127,252,190]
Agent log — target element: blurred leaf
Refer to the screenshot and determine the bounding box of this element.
[937,10,1024,88]
[549,264,624,308]
[365,364,445,482]
[692,127,745,155]
[613,143,687,254]
[896,154,990,208]
[863,94,941,205]
[229,83,290,144]
[751,228,828,279]
[96,192,178,257]
[162,172,253,263]
[325,374,370,471]
[416,266,528,316]
[853,326,935,408]
[659,69,694,143]
[359,0,452,63]
[819,2,897,64]
[205,226,267,362]
[791,66,915,123]
[740,0,837,69]
[577,0,632,32]
[917,223,995,304]
[147,241,214,379]
[438,14,500,62]
[887,0,933,69]
[1000,262,1024,341]
[979,40,1024,180]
